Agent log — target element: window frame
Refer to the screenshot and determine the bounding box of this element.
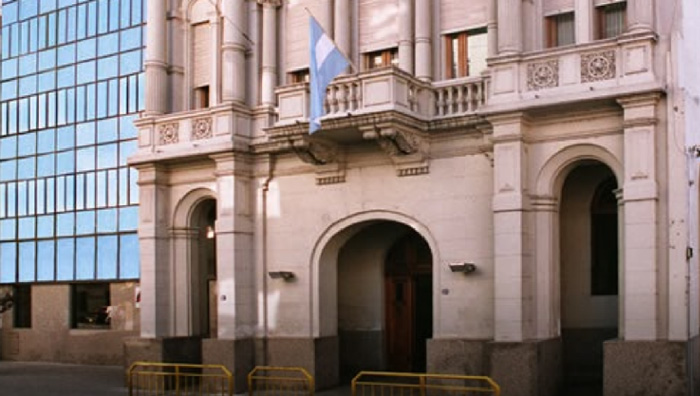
[71,282,112,330]
[545,11,576,48]
[596,1,627,40]
[444,28,488,79]
[363,48,398,70]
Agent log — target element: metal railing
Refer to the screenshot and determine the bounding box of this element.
[248,366,315,396]
[127,362,233,396]
[351,371,500,396]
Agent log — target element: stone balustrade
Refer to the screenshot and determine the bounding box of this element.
[432,76,490,118]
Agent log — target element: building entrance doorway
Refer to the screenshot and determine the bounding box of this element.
[190,198,217,338]
[559,163,619,395]
[335,221,433,380]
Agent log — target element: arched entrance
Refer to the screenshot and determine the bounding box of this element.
[189,198,217,338]
[559,162,619,394]
[331,220,433,381]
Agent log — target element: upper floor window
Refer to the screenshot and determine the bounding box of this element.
[445,28,488,79]
[288,69,310,84]
[364,48,398,70]
[546,12,575,48]
[192,22,211,109]
[597,2,627,39]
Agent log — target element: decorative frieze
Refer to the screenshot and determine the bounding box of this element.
[526,60,559,91]
[192,117,213,140]
[158,123,179,145]
[581,51,616,83]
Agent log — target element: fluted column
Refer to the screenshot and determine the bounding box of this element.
[209,12,221,107]
[222,0,247,103]
[334,0,351,61]
[145,0,168,115]
[414,0,431,81]
[487,0,498,58]
[398,0,414,74]
[259,0,281,106]
[496,0,522,55]
[627,0,654,34]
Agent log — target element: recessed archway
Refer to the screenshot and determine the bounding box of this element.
[189,197,217,338]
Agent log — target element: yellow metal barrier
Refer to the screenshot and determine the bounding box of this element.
[127,361,233,396]
[351,371,500,396]
[247,366,314,396]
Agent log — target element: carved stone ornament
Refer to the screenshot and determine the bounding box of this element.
[362,128,420,157]
[256,0,282,7]
[581,51,616,83]
[158,123,179,145]
[192,117,213,140]
[527,60,559,91]
[291,139,339,166]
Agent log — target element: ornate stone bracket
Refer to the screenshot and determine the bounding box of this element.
[282,137,347,185]
[361,125,429,177]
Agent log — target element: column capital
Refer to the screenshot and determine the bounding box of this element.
[257,0,282,8]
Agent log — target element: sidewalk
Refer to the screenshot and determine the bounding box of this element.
[0,361,127,396]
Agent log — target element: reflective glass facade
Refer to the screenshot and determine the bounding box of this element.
[0,0,143,283]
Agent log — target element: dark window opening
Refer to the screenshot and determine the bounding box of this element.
[289,69,310,84]
[591,177,619,296]
[195,86,210,109]
[597,2,627,39]
[364,48,398,70]
[546,12,576,48]
[72,283,111,329]
[13,284,31,328]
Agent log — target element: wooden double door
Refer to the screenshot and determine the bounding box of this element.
[384,233,433,372]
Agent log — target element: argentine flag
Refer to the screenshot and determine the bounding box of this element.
[309,16,349,134]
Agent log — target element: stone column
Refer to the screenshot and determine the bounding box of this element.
[574,0,593,44]
[135,164,172,337]
[496,0,522,55]
[145,0,168,115]
[414,0,431,81]
[487,0,498,58]
[259,0,281,106]
[222,0,247,103]
[334,0,351,62]
[627,0,654,34]
[490,113,533,342]
[617,94,660,340]
[398,0,414,74]
[209,12,221,107]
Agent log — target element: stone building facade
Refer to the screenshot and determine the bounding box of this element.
[110,0,700,395]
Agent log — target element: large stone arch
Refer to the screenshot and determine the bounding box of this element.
[172,187,218,229]
[309,210,440,339]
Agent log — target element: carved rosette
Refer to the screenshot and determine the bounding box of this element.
[192,117,213,140]
[581,51,616,82]
[158,123,179,145]
[527,60,559,91]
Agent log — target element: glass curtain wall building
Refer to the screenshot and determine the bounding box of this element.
[0,0,142,292]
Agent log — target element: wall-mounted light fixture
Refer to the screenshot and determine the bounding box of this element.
[448,262,477,274]
[206,225,216,239]
[268,271,296,281]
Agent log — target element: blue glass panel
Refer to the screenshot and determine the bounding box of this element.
[109,0,120,31]
[132,0,143,24]
[98,55,119,80]
[57,44,76,66]
[37,241,55,281]
[119,206,138,231]
[98,0,109,34]
[0,219,17,241]
[1,81,17,100]
[87,1,98,37]
[38,129,56,153]
[76,147,95,171]
[119,140,136,166]
[77,61,96,85]
[97,118,118,144]
[18,53,37,76]
[119,234,139,279]
[98,32,120,56]
[75,236,95,280]
[97,235,117,279]
[77,37,96,62]
[97,208,117,233]
[37,215,54,238]
[17,157,35,180]
[18,217,35,239]
[38,49,56,72]
[40,0,58,14]
[120,0,132,28]
[2,59,19,80]
[0,136,17,159]
[37,154,55,177]
[120,50,141,75]
[57,212,74,236]
[57,66,76,88]
[59,0,77,8]
[1,160,17,182]
[38,71,56,92]
[57,150,75,175]
[76,210,95,235]
[97,144,117,169]
[0,242,17,283]
[3,2,19,24]
[76,122,95,146]
[67,6,77,42]
[56,238,75,281]
[57,125,75,150]
[119,115,138,138]
[18,242,36,282]
[18,75,36,96]
[129,167,138,204]
[19,0,39,20]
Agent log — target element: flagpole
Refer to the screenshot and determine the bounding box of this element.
[304,7,358,73]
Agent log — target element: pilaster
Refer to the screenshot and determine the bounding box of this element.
[259,0,281,106]
[209,11,221,107]
[398,0,414,74]
[222,0,247,104]
[145,0,168,115]
[497,0,522,55]
[491,113,533,342]
[627,0,655,35]
[574,0,593,44]
[334,0,351,66]
[414,0,431,81]
[617,93,660,341]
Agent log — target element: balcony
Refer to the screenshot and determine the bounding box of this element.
[488,31,660,109]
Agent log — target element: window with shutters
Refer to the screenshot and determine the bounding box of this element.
[364,48,399,70]
[546,12,575,48]
[596,2,626,39]
[192,22,211,109]
[444,28,488,79]
[288,69,310,84]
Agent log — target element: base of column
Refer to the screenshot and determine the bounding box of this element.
[489,338,562,396]
[202,338,254,393]
[264,336,339,390]
[604,337,700,396]
[427,338,489,375]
